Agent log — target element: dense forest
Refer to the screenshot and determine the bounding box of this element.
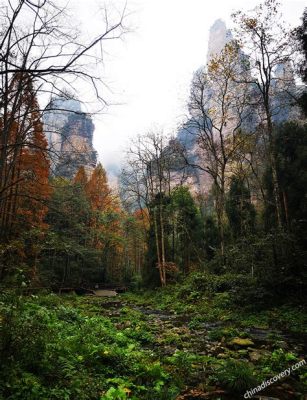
[0,0,306,399]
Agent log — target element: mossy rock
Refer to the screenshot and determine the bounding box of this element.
[237,349,249,355]
[248,350,262,361]
[229,337,255,347]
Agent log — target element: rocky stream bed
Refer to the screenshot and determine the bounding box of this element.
[93,296,306,400]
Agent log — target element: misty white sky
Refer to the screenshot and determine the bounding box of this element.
[71,0,306,178]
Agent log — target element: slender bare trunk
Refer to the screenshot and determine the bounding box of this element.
[153,207,164,286]
[159,202,166,286]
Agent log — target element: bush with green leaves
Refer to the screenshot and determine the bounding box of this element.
[213,359,257,394]
[260,349,298,374]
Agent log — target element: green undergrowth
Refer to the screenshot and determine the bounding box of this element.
[123,272,307,333]
[0,274,306,399]
[0,292,178,400]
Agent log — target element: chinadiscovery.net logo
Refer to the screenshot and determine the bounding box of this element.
[244,358,306,399]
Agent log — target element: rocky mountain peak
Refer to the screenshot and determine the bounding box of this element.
[206,19,232,63]
[43,96,97,179]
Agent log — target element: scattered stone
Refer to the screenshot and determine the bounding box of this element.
[176,388,227,399]
[217,353,228,358]
[237,348,248,354]
[281,383,292,390]
[275,340,288,350]
[211,345,225,355]
[249,350,262,361]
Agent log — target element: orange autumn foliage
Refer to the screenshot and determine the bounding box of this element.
[74,166,88,187]
[1,73,51,235]
[73,164,125,281]
[16,121,51,230]
[86,163,112,212]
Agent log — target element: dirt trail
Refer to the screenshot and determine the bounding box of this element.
[93,289,117,297]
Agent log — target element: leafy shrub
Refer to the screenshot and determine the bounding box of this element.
[214,359,257,394]
[176,271,262,306]
[260,349,298,373]
[129,273,143,291]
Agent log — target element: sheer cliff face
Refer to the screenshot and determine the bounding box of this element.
[43,97,97,179]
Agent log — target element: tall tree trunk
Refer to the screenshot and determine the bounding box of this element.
[266,106,282,228]
[215,178,225,258]
[159,202,166,286]
[282,190,290,230]
[153,207,164,286]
